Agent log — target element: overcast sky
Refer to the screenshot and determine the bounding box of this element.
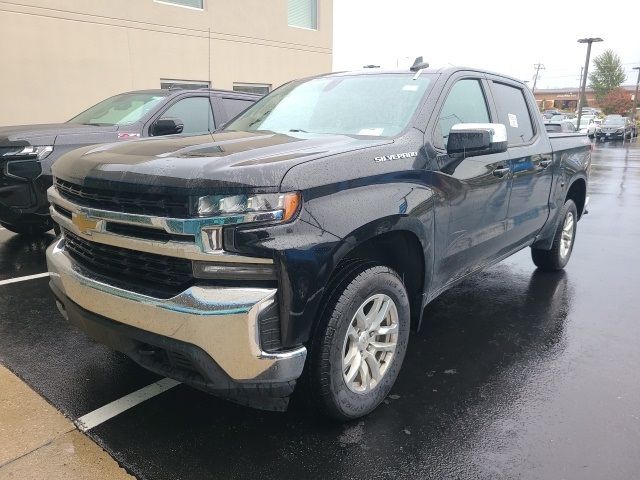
[333,0,640,89]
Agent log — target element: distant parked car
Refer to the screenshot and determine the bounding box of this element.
[587,118,602,139]
[549,114,568,122]
[545,120,578,133]
[543,109,563,119]
[575,107,601,116]
[571,115,600,138]
[595,115,634,141]
[0,88,260,235]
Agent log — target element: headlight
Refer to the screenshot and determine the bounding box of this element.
[194,192,301,224]
[1,145,53,160]
[616,128,624,132]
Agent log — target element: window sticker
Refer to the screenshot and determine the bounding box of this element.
[508,113,518,128]
[358,128,384,136]
[402,85,419,91]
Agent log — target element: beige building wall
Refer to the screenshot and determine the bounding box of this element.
[0,0,333,126]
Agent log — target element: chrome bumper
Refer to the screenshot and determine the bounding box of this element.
[46,237,306,383]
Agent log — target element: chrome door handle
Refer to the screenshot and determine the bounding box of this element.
[493,166,510,177]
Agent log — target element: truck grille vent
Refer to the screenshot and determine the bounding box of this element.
[56,178,190,218]
[63,229,194,298]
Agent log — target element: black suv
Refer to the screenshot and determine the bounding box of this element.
[595,115,635,141]
[0,88,259,235]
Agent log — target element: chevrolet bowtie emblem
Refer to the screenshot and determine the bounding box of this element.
[71,212,99,234]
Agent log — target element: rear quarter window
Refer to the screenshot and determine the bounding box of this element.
[492,82,535,146]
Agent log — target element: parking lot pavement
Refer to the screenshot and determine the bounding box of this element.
[0,365,133,479]
[1,140,639,479]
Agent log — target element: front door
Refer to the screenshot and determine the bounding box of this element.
[429,77,513,290]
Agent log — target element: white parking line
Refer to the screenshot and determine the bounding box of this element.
[0,272,50,286]
[75,378,181,432]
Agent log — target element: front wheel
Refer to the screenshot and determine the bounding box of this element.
[308,264,410,420]
[531,199,577,271]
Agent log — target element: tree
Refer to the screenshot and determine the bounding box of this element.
[589,50,626,101]
[600,88,632,115]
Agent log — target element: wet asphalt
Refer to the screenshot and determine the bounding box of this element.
[1,140,639,480]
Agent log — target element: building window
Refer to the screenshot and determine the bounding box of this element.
[233,83,271,95]
[288,0,317,30]
[155,0,203,10]
[160,79,210,90]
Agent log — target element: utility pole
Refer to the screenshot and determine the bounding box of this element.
[576,37,603,130]
[632,66,640,121]
[578,66,584,111]
[532,63,545,93]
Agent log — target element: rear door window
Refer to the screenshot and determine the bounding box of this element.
[436,79,490,149]
[221,98,255,122]
[492,82,535,145]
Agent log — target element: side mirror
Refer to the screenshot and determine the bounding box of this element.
[446,123,508,157]
[151,117,184,136]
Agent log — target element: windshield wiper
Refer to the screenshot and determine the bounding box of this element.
[289,128,309,133]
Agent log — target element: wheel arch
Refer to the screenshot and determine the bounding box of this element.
[319,217,431,333]
[533,171,588,250]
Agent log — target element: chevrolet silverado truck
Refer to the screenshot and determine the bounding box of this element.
[0,88,258,235]
[46,64,590,420]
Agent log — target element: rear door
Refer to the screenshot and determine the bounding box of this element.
[429,74,513,289]
[487,77,554,246]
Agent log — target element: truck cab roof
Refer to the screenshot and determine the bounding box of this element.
[317,66,527,87]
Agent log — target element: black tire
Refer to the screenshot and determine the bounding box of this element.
[308,263,410,420]
[531,199,578,271]
[0,219,53,236]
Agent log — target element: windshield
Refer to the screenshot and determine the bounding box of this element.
[603,117,624,126]
[224,74,432,137]
[68,93,166,126]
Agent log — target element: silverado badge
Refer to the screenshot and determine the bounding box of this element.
[374,151,418,163]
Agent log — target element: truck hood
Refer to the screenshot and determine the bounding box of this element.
[0,123,119,147]
[53,130,392,193]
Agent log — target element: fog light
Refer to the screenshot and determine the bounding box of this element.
[192,261,276,281]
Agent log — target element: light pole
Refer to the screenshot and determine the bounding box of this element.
[632,66,640,121]
[576,37,603,130]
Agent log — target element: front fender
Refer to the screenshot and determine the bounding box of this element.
[232,181,435,346]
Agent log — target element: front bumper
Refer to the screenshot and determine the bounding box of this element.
[595,131,625,139]
[0,172,52,226]
[46,237,307,410]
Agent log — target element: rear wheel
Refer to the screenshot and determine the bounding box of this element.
[531,199,577,271]
[0,219,54,236]
[308,264,410,420]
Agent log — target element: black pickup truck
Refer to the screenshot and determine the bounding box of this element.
[46,65,590,420]
[0,88,258,235]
